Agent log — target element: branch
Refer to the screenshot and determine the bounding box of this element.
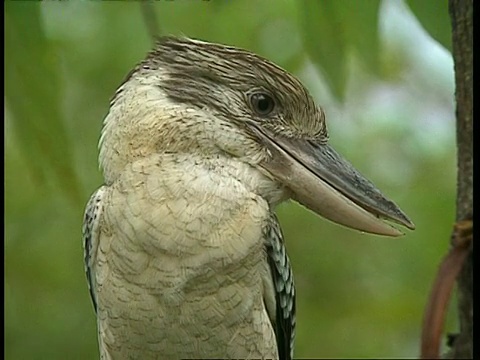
[448,0,472,358]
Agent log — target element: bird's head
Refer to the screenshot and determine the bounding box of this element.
[99,36,414,236]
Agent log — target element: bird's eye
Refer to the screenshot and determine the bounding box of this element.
[249,93,275,116]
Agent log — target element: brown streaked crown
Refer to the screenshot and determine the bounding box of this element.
[120,36,329,142]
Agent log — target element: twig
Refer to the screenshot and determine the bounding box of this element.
[420,220,472,359]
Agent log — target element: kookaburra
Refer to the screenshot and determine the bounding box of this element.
[83,36,414,360]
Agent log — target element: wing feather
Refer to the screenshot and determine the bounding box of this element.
[264,214,296,360]
[82,186,107,313]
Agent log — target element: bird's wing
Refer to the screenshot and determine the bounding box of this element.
[82,186,107,313]
[264,213,296,360]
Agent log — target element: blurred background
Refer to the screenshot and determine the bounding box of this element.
[5,0,456,358]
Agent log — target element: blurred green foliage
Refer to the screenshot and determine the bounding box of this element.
[300,0,382,99]
[5,1,456,359]
[405,0,452,51]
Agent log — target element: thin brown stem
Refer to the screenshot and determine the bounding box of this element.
[420,220,472,359]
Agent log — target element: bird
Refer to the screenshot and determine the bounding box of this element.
[82,36,415,360]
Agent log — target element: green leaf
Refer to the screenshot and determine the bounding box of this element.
[299,1,347,100]
[5,2,82,205]
[405,0,451,51]
[341,0,381,75]
[299,0,381,100]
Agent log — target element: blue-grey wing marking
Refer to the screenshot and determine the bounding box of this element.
[264,213,296,360]
[82,186,107,313]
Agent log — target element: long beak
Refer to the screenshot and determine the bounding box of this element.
[252,128,415,237]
